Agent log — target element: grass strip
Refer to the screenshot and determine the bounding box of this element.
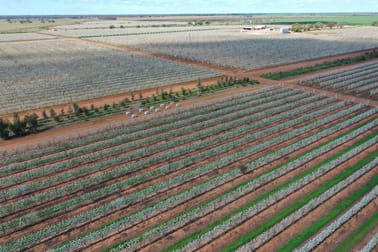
[261,51,378,80]
[278,175,378,251]
[222,149,377,251]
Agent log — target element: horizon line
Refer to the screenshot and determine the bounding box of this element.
[1,12,378,17]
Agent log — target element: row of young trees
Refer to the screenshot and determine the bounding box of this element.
[0,113,39,140]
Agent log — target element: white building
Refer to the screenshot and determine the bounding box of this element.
[280,27,291,34]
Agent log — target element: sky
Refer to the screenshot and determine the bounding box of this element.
[1,0,378,15]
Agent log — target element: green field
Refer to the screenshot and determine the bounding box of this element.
[256,14,378,26]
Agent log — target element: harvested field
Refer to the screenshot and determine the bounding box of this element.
[0,86,376,251]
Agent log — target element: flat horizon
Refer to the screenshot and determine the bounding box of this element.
[2,0,378,16]
[1,12,378,18]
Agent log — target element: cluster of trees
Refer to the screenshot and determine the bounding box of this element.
[141,77,259,107]
[0,113,39,140]
[40,99,133,123]
[372,21,378,26]
[40,18,56,23]
[19,19,33,24]
[291,22,343,32]
[188,20,211,26]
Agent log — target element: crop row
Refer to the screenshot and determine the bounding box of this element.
[297,181,378,252]
[317,66,378,88]
[316,71,378,90]
[361,233,378,252]
[310,61,378,83]
[0,86,279,166]
[0,88,298,181]
[0,98,366,250]
[0,92,318,203]
[301,61,378,99]
[236,156,377,252]
[54,107,375,252]
[356,82,378,93]
[175,136,377,252]
[0,95,336,231]
[162,119,377,252]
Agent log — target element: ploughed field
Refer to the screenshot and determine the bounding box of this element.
[300,61,378,101]
[0,39,218,115]
[0,86,377,251]
[91,27,378,70]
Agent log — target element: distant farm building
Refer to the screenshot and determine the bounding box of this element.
[280,27,291,33]
[242,25,267,31]
[253,25,267,30]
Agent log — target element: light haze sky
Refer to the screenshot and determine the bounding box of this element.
[1,0,378,15]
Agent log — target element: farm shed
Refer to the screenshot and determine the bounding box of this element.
[280,27,291,33]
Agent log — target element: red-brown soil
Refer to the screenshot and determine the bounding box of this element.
[257,167,378,251]
[313,198,378,252]
[353,226,378,251]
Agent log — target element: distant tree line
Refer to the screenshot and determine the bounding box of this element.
[0,113,39,140]
[188,20,211,26]
[291,22,343,32]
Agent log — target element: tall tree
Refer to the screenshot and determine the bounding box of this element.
[0,118,10,139]
[10,113,27,137]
